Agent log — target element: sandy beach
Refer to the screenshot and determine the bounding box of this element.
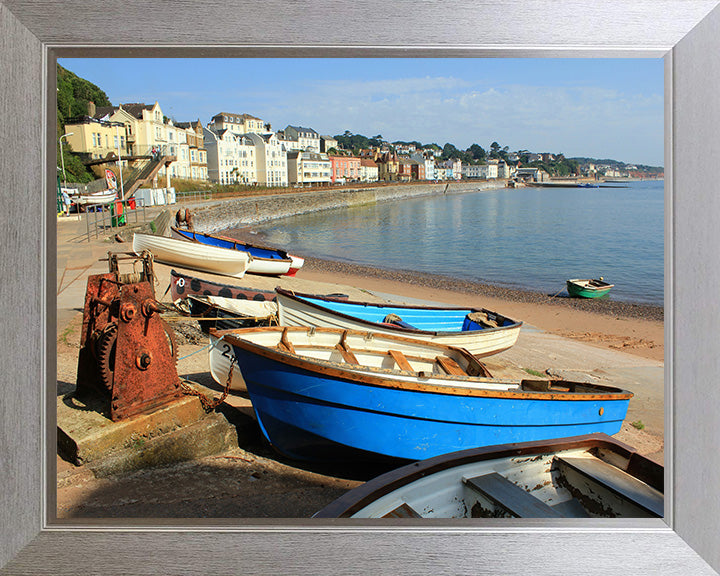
[55,207,664,518]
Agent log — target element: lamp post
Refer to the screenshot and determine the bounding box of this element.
[115,123,125,198]
[59,132,73,188]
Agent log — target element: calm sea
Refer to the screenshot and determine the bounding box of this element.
[242,180,664,305]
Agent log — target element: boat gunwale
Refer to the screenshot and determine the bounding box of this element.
[214,327,633,401]
[275,287,523,336]
[312,433,658,518]
[566,279,615,291]
[170,269,276,298]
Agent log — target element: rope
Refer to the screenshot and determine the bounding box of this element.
[538,286,567,304]
[177,342,214,361]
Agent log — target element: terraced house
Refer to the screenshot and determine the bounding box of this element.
[203,127,258,185]
[328,154,361,183]
[166,120,208,181]
[63,100,208,193]
[210,112,269,134]
[245,132,288,187]
[62,102,128,162]
[287,151,332,186]
[283,125,321,152]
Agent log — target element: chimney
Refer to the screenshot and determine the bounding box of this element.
[88,101,96,117]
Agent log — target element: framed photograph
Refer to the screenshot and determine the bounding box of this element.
[2,1,720,574]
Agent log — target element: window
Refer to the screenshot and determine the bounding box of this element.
[114,136,119,148]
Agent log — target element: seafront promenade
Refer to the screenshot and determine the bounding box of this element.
[55,191,664,518]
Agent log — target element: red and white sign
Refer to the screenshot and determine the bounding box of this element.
[105,169,117,190]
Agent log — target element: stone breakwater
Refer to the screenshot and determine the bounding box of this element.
[188,180,507,234]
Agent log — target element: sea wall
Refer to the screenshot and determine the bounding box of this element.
[187,180,508,233]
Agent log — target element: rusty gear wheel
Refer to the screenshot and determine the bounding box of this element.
[97,322,118,392]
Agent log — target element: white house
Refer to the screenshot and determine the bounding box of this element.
[359,158,379,182]
[320,135,338,153]
[245,132,288,187]
[166,120,208,181]
[203,127,257,185]
[462,164,485,179]
[284,125,321,152]
[287,151,332,186]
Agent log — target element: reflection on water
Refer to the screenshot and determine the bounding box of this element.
[241,181,664,305]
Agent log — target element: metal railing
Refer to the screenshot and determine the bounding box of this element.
[83,198,148,242]
[175,190,215,202]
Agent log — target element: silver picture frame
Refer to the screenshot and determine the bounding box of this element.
[2,1,719,573]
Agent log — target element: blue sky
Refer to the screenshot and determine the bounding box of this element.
[60,58,664,166]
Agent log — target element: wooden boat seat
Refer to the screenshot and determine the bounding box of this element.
[435,355,466,376]
[383,503,422,518]
[554,456,663,517]
[463,472,563,518]
[335,331,359,364]
[388,349,414,372]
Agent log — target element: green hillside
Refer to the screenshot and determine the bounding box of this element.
[57,64,112,183]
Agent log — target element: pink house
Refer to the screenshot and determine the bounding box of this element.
[328,155,361,183]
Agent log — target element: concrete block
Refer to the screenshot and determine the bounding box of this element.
[58,389,238,474]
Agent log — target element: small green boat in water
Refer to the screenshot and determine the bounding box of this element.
[566,277,614,298]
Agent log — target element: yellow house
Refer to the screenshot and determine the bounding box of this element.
[63,102,128,160]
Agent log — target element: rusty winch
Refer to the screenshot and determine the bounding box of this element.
[76,252,182,421]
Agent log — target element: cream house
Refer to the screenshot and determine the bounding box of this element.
[63,115,128,161]
[287,151,331,186]
[211,112,268,134]
[245,132,288,187]
[68,101,209,185]
[168,121,208,181]
[359,158,379,182]
[203,127,258,185]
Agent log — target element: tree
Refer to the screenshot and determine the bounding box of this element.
[489,141,501,158]
[468,144,486,162]
[441,143,460,160]
[368,135,383,148]
[57,64,112,183]
[57,64,111,131]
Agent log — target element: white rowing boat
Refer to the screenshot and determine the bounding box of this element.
[314,434,663,518]
[275,288,522,358]
[75,190,117,206]
[132,233,252,278]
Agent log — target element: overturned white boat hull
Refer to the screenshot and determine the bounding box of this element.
[133,233,251,279]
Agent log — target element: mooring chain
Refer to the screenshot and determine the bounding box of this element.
[179,356,236,412]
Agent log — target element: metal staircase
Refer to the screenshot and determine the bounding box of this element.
[120,156,174,200]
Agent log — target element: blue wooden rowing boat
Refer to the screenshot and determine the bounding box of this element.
[215,326,633,463]
[172,227,302,276]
